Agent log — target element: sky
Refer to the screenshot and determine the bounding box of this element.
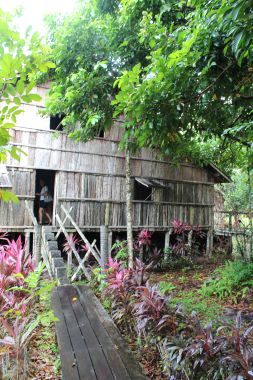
[0,0,79,35]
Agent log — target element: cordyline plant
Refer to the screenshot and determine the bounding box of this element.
[136,230,152,248]
[160,311,253,380]
[93,254,253,380]
[62,233,81,269]
[0,236,56,379]
[170,219,206,257]
[0,236,35,310]
[103,257,133,331]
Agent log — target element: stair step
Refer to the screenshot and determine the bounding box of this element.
[44,233,55,241]
[46,241,58,250]
[49,250,61,259]
[55,266,67,279]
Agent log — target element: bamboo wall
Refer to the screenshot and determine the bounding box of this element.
[6,128,215,183]
[0,168,35,226]
[1,123,219,229]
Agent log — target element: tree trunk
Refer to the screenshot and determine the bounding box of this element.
[125,146,134,269]
[247,163,253,257]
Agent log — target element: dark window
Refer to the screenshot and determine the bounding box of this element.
[134,179,152,201]
[50,115,64,131]
[98,129,104,138]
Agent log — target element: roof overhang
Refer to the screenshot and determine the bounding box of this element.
[207,163,232,183]
[135,177,169,188]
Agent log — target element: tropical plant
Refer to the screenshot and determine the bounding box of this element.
[62,233,81,270]
[136,230,152,248]
[111,240,128,264]
[159,281,176,295]
[160,312,253,380]
[0,236,56,379]
[200,260,253,300]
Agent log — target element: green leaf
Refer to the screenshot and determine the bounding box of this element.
[25,81,36,94]
[22,94,33,103]
[2,123,15,129]
[28,93,42,102]
[232,31,243,54]
[6,84,16,96]
[120,40,129,48]
[0,190,19,203]
[46,61,56,68]
[149,39,156,48]
[16,79,25,95]
[13,97,21,105]
[38,63,48,73]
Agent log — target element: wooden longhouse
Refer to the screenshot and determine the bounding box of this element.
[0,84,231,254]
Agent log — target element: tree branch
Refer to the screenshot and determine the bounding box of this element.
[183,63,232,104]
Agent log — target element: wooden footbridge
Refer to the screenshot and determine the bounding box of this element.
[52,284,146,380]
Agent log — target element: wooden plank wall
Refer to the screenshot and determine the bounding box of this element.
[7,129,214,184]
[56,172,126,201]
[56,200,212,228]
[0,168,35,226]
[2,128,216,229]
[153,182,214,204]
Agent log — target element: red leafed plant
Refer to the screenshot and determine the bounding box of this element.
[62,233,81,255]
[133,284,168,332]
[136,229,152,247]
[160,311,253,380]
[171,219,192,234]
[0,236,34,294]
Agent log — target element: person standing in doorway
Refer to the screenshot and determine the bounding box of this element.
[37,179,52,224]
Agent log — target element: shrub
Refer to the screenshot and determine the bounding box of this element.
[0,236,56,379]
[200,261,253,299]
[159,281,176,295]
[159,312,253,380]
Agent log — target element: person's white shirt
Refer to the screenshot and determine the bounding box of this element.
[40,186,53,202]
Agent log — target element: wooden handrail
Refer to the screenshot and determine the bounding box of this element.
[25,200,38,226]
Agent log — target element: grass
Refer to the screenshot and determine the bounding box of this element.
[199,260,253,299]
[169,290,222,322]
[153,259,253,323]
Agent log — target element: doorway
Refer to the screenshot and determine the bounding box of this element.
[34,169,56,224]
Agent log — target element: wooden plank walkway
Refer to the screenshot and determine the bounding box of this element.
[52,285,146,380]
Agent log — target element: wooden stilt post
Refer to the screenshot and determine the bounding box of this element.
[164,228,173,260]
[206,229,213,257]
[165,228,172,250]
[140,246,144,262]
[188,230,193,254]
[100,225,109,269]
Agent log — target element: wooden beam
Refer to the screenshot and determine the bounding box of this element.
[55,214,91,280]
[71,240,97,282]
[25,200,38,226]
[55,207,73,239]
[61,205,101,265]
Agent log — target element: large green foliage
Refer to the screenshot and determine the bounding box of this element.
[220,169,251,211]
[113,0,253,166]
[0,8,54,201]
[46,0,252,171]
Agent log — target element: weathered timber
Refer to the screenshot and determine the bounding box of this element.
[52,285,146,380]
